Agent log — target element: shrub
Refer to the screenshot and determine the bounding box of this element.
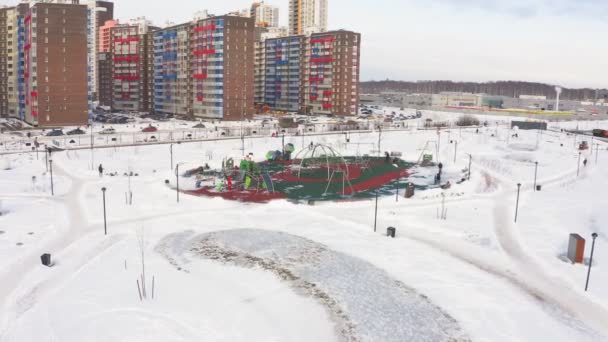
[456,115,480,127]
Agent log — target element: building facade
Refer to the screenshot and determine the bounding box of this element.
[153,22,190,116]
[288,0,328,35]
[110,24,155,112]
[264,36,305,112]
[99,19,117,52]
[21,2,89,127]
[250,2,279,28]
[254,29,361,116]
[97,52,112,107]
[153,15,254,120]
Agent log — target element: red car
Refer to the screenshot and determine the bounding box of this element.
[142,125,158,133]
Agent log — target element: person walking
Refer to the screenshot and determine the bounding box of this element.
[583,158,588,167]
[98,164,104,177]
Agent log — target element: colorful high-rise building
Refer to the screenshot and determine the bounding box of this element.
[153,15,254,120]
[288,0,328,35]
[254,29,360,116]
[264,36,305,112]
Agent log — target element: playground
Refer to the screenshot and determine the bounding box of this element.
[181,143,419,203]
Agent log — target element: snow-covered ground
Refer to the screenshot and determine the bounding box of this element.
[1,113,607,341]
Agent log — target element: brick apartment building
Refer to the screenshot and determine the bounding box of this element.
[304,30,360,116]
[109,23,156,112]
[23,2,89,127]
[153,15,254,120]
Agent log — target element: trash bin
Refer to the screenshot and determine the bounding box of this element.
[405,183,415,198]
[387,227,396,238]
[41,253,52,267]
[536,185,542,191]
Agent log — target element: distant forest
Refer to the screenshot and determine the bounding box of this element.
[360,80,608,101]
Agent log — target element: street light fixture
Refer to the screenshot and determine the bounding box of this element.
[533,161,539,192]
[170,141,181,171]
[49,154,54,196]
[101,187,107,235]
[175,162,185,203]
[585,233,598,292]
[514,183,522,223]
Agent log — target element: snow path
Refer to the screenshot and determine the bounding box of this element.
[157,229,470,342]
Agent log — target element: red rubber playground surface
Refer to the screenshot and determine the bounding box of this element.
[182,158,413,203]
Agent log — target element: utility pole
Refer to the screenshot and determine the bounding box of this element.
[577,152,582,177]
[453,141,458,164]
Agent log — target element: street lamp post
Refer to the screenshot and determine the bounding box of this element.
[176,163,181,203]
[101,187,107,235]
[533,161,539,192]
[515,183,522,223]
[373,189,379,232]
[468,154,472,180]
[585,233,599,291]
[49,155,54,196]
[453,141,458,164]
[170,142,181,171]
[596,143,600,165]
[577,152,582,177]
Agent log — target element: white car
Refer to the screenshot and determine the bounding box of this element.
[99,128,116,135]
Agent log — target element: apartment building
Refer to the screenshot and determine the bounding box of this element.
[97,52,112,106]
[304,30,360,116]
[288,0,328,35]
[99,19,117,52]
[0,4,28,119]
[153,22,190,116]
[110,22,156,112]
[250,2,279,28]
[264,36,305,112]
[22,2,89,127]
[153,15,254,120]
[254,29,361,116]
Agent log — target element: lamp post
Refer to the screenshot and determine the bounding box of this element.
[90,123,94,171]
[101,187,107,235]
[585,233,598,291]
[577,152,581,177]
[467,154,472,180]
[453,141,458,164]
[176,163,182,203]
[49,155,54,196]
[514,183,522,223]
[169,141,181,171]
[533,161,538,192]
[596,143,600,165]
[373,189,379,232]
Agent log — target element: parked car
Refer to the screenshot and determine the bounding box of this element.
[99,128,116,135]
[46,129,64,136]
[142,125,158,133]
[67,128,85,135]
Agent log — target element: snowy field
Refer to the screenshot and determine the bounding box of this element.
[1,114,608,341]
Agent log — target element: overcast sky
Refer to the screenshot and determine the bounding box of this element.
[6,0,608,88]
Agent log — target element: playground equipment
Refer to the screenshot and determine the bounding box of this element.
[182,143,414,203]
